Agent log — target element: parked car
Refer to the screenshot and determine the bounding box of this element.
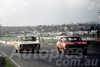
[56,36,87,54]
[14,36,40,53]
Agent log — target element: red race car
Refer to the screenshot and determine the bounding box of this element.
[56,36,87,54]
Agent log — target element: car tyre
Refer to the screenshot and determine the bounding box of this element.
[63,48,66,55]
[32,49,34,53]
[15,50,18,53]
[19,50,22,53]
[59,51,62,54]
[63,50,66,55]
[57,47,62,54]
[36,51,40,54]
[83,49,87,55]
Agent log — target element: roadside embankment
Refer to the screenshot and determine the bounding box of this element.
[0,57,5,67]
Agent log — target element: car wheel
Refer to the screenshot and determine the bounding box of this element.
[83,49,87,55]
[59,51,62,54]
[15,50,18,53]
[36,51,39,54]
[19,50,22,53]
[27,49,30,51]
[57,47,62,54]
[32,49,34,53]
[63,49,66,55]
[63,51,66,55]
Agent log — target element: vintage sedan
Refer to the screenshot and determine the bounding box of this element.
[56,36,87,54]
[14,36,40,53]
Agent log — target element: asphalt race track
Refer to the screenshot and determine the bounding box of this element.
[0,43,100,67]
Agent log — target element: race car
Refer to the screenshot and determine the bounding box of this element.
[14,36,40,53]
[56,36,87,54]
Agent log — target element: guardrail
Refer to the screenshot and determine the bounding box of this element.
[0,40,14,45]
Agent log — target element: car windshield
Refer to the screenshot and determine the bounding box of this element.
[20,37,36,41]
[64,37,82,42]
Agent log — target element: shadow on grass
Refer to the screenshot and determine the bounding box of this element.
[0,57,5,67]
[0,57,15,67]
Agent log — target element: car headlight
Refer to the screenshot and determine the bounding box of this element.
[20,44,23,48]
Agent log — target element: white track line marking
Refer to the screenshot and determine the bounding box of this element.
[9,58,21,67]
[0,50,21,67]
[0,50,7,56]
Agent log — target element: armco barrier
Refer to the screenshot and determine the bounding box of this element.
[7,41,14,45]
[0,40,14,45]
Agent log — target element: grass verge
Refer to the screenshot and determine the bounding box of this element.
[5,59,15,67]
[0,36,16,41]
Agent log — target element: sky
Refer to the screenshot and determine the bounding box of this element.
[0,0,100,26]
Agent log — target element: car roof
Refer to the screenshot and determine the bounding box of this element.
[17,36,36,38]
[58,36,81,38]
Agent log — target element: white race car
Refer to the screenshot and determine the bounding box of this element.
[14,36,40,53]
